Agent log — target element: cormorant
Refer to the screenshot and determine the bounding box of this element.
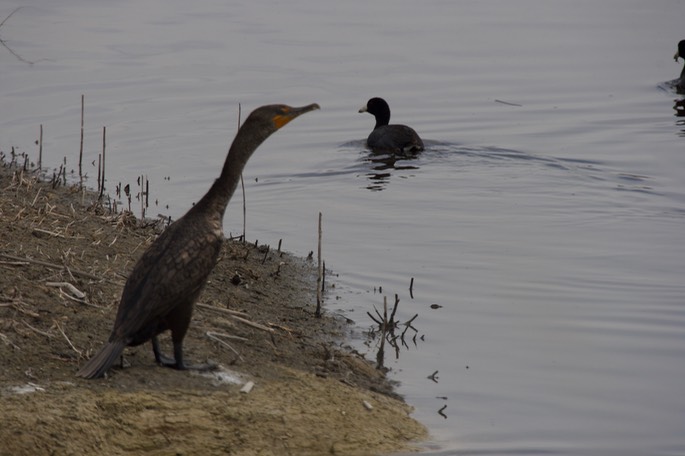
[77,103,320,379]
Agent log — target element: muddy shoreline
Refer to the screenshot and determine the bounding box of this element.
[0,162,427,455]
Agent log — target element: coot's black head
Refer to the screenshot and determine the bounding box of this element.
[359,97,391,127]
[675,40,685,62]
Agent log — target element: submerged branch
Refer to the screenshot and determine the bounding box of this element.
[0,7,35,65]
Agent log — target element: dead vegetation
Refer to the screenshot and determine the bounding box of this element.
[0,159,426,455]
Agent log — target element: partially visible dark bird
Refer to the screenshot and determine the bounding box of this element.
[673,40,685,94]
[77,103,320,379]
[359,97,424,153]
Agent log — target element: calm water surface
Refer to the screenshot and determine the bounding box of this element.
[2,1,685,454]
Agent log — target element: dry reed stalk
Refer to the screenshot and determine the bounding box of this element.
[140,174,145,219]
[205,330,248,342]
[45,281,85,300]
[205,331,244,361]
[0,260,29,267]
[32,228,65,238]
[316,212,323,317]
[196,302,250,318]
[38,124,43,172]
[0,332,21,350]
[53,319,82,357]
[0,253,101,281]
[97,154,101,194]
[30,187,42,207]
[22,321,54,338]
[267,322,302,338]
[376,296,388,369]
[1,301,39,318]
[230,314,274,333]
[79,94,84,187]
[98,126,106,200]
[197,303,273,333]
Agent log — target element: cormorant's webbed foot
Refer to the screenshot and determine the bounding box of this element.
[151,337,217,371]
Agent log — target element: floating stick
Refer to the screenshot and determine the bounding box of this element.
[494,99,523,107]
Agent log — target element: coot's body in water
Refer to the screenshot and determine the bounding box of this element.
[359,97,424,153]
[76,103,320,379]
[673,40,685,94]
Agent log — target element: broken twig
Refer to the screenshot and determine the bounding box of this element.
[0,253,101,280]
[45,281,86,300]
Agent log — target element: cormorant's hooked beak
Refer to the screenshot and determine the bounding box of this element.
[274,103,320,129]
[358,103,368,113]
[675,51,681,63]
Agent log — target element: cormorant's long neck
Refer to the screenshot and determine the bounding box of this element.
[190,122,270,221]
[680,62,685,80]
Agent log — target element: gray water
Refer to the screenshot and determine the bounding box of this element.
[2,1,684,454]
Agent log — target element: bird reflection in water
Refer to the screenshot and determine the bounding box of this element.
[364,149,421,191]
[674,99,685,137]
[674,98,685,117]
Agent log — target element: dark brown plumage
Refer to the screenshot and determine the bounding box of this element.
[77,103,320,379]
[359,97,424,153]
[674,40,685,94]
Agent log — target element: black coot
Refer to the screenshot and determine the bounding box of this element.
[673,40,685,94]
[359,97,424,153]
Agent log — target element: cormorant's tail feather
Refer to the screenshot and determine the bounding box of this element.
[76,340,127,379]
